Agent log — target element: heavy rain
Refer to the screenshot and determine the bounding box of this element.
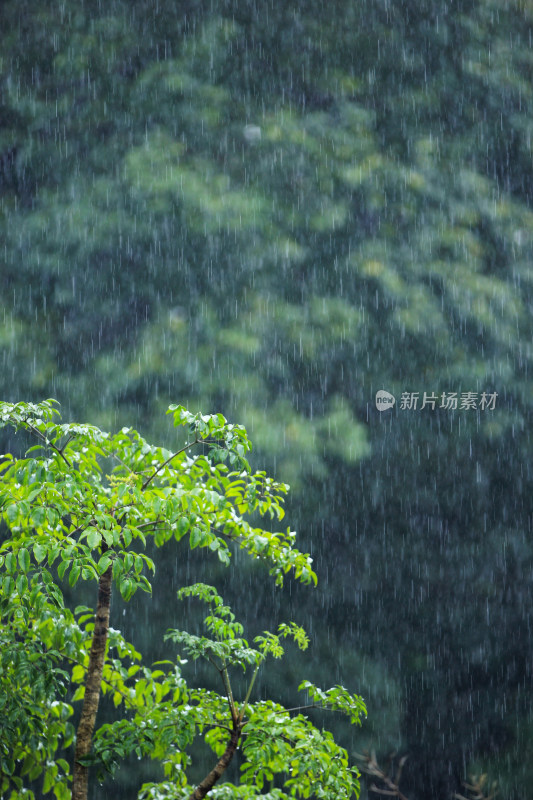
[0,2,532,799]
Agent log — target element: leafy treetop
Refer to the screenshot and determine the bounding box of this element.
[0,398,316,597]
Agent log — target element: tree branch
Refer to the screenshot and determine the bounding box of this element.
[188,720,242,800]
[141,439,198,490]
[356,751,410,800]
[72,552,112,800]
[26,422,72,469]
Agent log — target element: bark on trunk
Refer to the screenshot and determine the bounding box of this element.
[188,723,242,800]
[72,561,112,800]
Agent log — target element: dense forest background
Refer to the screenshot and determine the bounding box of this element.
[1,1,532,797]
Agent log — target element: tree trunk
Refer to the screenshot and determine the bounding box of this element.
[188,722,242,800]
[72,561,113,800]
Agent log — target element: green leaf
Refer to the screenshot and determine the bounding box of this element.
[31,506,47,528]
[138,575,152,594]
[97,554,112,574]
[0,758,14,776]
[5,552,16,574]
[54,780,70,800]
[86,529,102,549]
[112,557,123,581]
[68,564,81,587]
[18,547,31,573]
[20,754,37,777]
[119,576,135,601]
[57,560,69,580]
[33,542,47,562]
[189,526,202,548]
[43,763,58,794]
[6,502,19,524]
[190,525,210,549]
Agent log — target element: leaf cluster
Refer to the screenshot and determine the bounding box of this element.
[87,584,366,799]
[0,401,365,800]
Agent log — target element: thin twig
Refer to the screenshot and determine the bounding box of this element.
[141,439,198,490]
[26,422,72,469]
[239,662,261,722]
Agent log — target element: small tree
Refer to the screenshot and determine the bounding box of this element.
[0,400,366,800]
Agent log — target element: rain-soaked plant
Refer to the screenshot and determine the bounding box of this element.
[0,399,366,800]
[88,583,366,800]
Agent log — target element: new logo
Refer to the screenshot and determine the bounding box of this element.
[375,390,396,411]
